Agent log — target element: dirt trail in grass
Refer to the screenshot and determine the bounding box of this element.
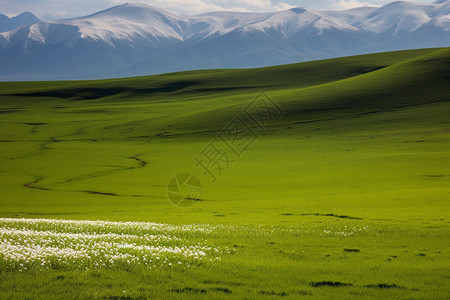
[24,177,49,191]
[60,154,149,185]
[8,126,92,160]
[21,153,151,196]
[69,154,165,198]
[13,123,152,195]
[128,156,147,167]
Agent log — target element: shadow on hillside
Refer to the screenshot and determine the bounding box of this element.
[8,79,274,100]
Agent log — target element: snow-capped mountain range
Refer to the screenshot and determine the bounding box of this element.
[0,0,449,81]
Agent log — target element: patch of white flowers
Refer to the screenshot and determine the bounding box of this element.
[0,218,229,272]
[320,225,372,237]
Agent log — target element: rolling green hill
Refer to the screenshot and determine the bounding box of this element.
[0,47,448,222]
[0,48,449,299]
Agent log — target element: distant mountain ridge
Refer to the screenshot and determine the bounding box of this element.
[0,12,39,33]
[0,1,449,81]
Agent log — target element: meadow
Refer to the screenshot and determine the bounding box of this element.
[0,48,449,299]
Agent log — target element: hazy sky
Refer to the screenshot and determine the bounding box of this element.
[0,0,437,19]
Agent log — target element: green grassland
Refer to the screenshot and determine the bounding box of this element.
[0,48,449,299]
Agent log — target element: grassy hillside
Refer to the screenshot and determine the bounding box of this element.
[0,48,449,299]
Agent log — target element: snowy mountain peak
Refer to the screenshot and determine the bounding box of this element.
[81,3,181,21]
[353,1,436,34]
[58,3,186,45]
[238,7,357,38]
